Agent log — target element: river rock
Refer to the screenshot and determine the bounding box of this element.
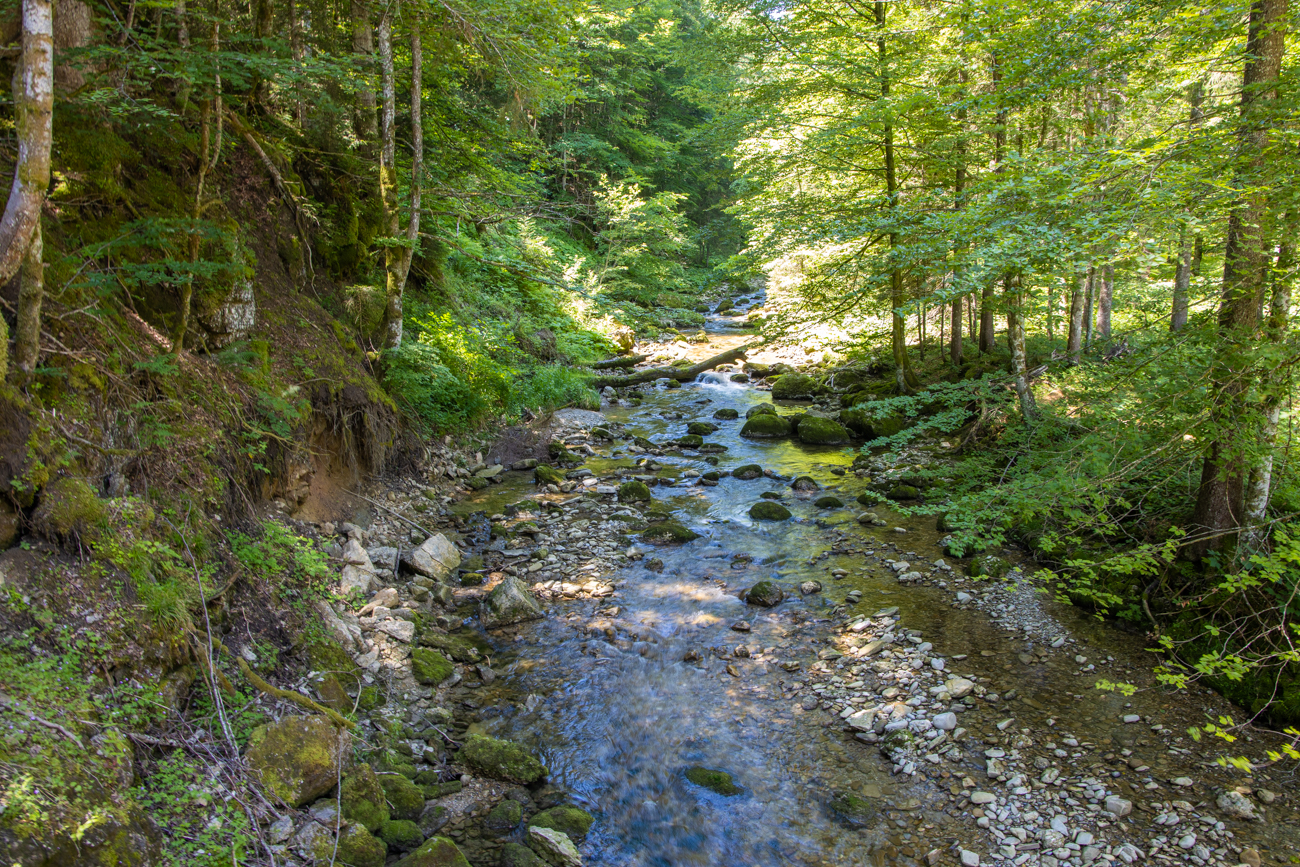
[932,712,957,731]
[482,576,544,627]
[740,413,792,438]
[244,715,352,807]
[713,408,740,420]
[405,533,462,581]
[1216,790,1259,820]
[945,677,975,698]
[527,826,582,866]
[412,648,455,684]
[732,463,764,480]
[642,520,700,542]
[746,581,785,607]
[529,805,595,840]
[402,836,472,867]
[797,416,850,445]
[685,766,742,795]
[749,501,791,521]
[618,480,653,502]
[457,734,547,784]
[771,372,819,400]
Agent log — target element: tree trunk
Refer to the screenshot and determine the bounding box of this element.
[1005,271,1036,422]
[350,0,377,155]
[1083,265,1095,347]
[951,69,967,367]
[0,0,54,286]
[979,51,1006,356]
[877,0,919,392]
[1189,0,1288,560]
[380,8,421,349]
[289,0,306,126]
[1171,224,1191,331]
[13,218,41,375]
[591,345,750,388]
[251,0,273,110]
[1067,270,1086,362]
[1097,263,1113,339]
[949,296,962,365]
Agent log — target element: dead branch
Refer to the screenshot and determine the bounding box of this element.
[591,345,751,388]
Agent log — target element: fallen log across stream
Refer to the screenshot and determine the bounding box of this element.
[590,345,752,388]
[590,353,649,370]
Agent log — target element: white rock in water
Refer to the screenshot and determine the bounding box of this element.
[932,712,957,731]
[406,534,462,580]
[960,850,980,867]
[528,825,582,866]
[946,677,975,698]
[1216,790,1258,820]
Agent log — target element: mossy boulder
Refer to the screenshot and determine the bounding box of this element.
[713,408,739,420]
[483,799,524,837]
[749,502,791,521]
[814,496,843,509]
[791,475,819,492]
[830,792,877,826]
[872,414,910,438]
[618,480,652,503]
[547,442,577,464]
[312,824,386,867]
[456,734,547,784]
[740,414,792,438]
[684,766,742,796]
[745,403,778,418]
[482,575,544,627]
[797,416,850,445]
[341,764,389,832]
[528,805,595,840]
[856,491,882,507]
[642,520,700,543]
[244,715,351,807]
[419,630,487,663]
[886,484,919,501]
[379,818,425,852]
[732,464,763,480]
[771,373,819,400]
[837,409,874,439]
[969,554,1011,580]
[500,842,547,867]
[412,648,455,686]
[687,422,719,435]
[674,433,705,447]
[32,476,107,542]
[398,836,471,867]
[382,773,427,821]
[746,581,785,607]
[534,465,564,486]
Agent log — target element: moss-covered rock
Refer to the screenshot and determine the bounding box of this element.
[731,463,763,480]
[745,403,778,418]
[749,502,791,521]
[674,433,705,447]
[830,791,877,826]
[397,836,471,867]
[618,480,652,503]
[32,476,107,542]
[483,799,524,837]
[381,773,427,821]
[791,475,819,492]
[642,520,700,543]
[534,465,564,486]
[547,442,577,464]
[873,414,910,437]
[837,409,873,439]
[412,648,454,686]
[797,416,850,445]
[528,805,595,840]
[341,764,389,832]
[379,818,425,852]
[500,842,547,867]
[244,715,351,807]
[771,373,819,400]
[856,491,882,507]
[312,824,386,867]
[456,734,547,784]
[746,580,784,607]
[684,766,742,796]
[814,496,843,509]
[886,484,919,501]
[969,554,1011,580]
[419,630,487,663]
[687,421,719,435]
[740,414,792,438]
[713,408,739,420]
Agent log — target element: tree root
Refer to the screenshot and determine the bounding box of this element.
[215,641,356,730]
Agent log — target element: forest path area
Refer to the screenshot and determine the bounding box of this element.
[397,304,1300,867]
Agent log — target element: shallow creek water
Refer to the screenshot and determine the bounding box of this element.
[443,323,1298,867]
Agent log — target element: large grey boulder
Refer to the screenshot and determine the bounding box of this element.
[340,538,377,595]
[404,534,462,581]
[482,576,544,628]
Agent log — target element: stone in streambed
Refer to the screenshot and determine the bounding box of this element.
[244,715,352,808]
[482,575,544,627]
[617,480,652,503]
[771,373,819,400]
[740,413,791,438]
[404,534,462,581]
[814,495,843,509]
[456,734,546,784]
[535,464,565,486]
[791,475,819,492]
[886,484,919,501]
[483,799,524,837]
[749,502,791,521]
[501,842,548,867]
[529,805,595,840]
[527,826,582,866]
[732,463,763,480]
[400,836,472,867]
[412,648,455,685]
[378,818,424,852]
[675,434,705,447]
[642,520,700,543]
[713,408,739,420]
[687,422,719,435]
[746,581,784,607]
[838,408,874,438]
[745,403,778,418]
[684,766,742,796]
[968,554,1010,579]
[797,416,850,445]
[830,792,877,825]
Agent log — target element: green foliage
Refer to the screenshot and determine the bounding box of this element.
[229,521,333,603]
[137,750,254,866]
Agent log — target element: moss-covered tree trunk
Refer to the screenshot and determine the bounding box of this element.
[1190,0,1288,560]
[0,0,53,286]
[14,218,42,375]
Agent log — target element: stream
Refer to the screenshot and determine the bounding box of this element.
[438,307,1299,867]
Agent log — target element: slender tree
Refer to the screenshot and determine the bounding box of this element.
[0,0,54,286]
